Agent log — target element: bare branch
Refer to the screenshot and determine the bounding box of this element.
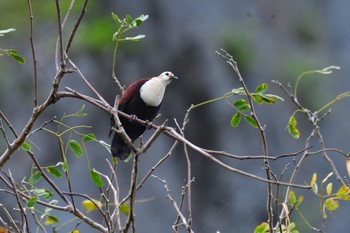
[123,154,140,233]
[0,203,20,233]
[65,0,89,54]
[7,171,29,232]
[152,175,194,233]
[68,58,108,104]
[55,0,65,70]
[26,0,38,107]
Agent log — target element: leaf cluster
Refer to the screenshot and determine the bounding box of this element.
[192,83,283,128]
[286,66,350,139]
[112,13,148,42]
[310,172,350,219]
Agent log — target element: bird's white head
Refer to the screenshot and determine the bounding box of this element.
[156,71,178,84]
[140,71,178,107]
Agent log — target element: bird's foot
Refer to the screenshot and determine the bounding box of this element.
[145,120,153,130]
[129,114,138,122]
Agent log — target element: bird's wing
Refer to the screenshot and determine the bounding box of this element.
[109,78,150,137]
[118,78,150,111]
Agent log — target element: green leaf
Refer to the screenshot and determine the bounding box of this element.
[233,99,246,108]
[244,116,258,128]
[259,94,276,104]
[239,105,250,112]
[133,14,149,27]
[254,222,269,233]
[286,222,296,231]
[123,153,133,162]
[68,140,83,158]
[256,83,268,94]
[230,113,241,127]
[29,171,42,184]
[0,28,16,36]
[21,142,32,152]
[231,87,245,95]
[90,169,105,187]
[297,195,304,206]
[27,196,37,208]
[252,94,263,104]
[288,116,300,139]
[32,188,54,199]
[125,34,145,41]
[99,140,111,152]
[83,133,96,143]
[5,49,25,64]
[289,191,296,206]
[233,99,250,111]
[264,93,284,102]
[126,15,133,25]
[47,166,62,178]
[111,12,121,24]
[45,215,59,225]
[119,203,130,215]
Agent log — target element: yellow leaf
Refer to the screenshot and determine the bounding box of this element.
[336,185,350,199]
[310,173,317,186]
[311,173,318,193]
[326,183,333,196]
[82,199,102,211]
[346,158,350,177]
[324,198,339,211]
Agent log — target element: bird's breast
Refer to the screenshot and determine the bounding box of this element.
[139,79,166,107]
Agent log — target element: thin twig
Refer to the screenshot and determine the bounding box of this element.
[152,175,194,233]
[139,120,168,154]
[65,0,89,54]
[26,0,38,107]
[123,154,140,233]
[174,115,193,230]
[0,203,20,233]
[31,209,47,233]
[55,0,65,69]
[28,116,56,137]
[7,171,30,233]
[68,58,108,104]
[316,128,346,186]
[106,159,121,231]
[0,111,18,136]
[57,137,77,211]
[0,120,10,146]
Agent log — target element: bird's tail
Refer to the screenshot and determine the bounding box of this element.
[111,133,131,160]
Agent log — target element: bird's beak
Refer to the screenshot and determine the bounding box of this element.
[172,75,178,80]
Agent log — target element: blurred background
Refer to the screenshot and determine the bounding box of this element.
[1,0,350,232]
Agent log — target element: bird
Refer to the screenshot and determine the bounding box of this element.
[110,71,178,160]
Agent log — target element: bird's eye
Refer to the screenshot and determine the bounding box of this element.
[165,72,169,76]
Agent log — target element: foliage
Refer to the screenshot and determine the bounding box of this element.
[1,1,350,233]
[192,83,284,128]
[0,28,25,64]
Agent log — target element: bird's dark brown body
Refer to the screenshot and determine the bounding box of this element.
[111,72,177,160]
